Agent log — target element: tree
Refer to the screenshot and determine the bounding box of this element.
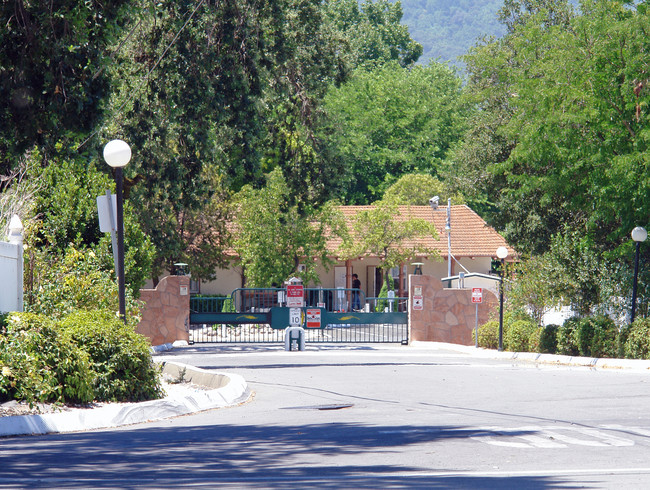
[0,0,132,171]
[383,173,465,206]
[322,0,422,70]
[231,169,347,287]
[339,197,438,290]
[457,0,650,265]
[27,154,155,295]
[323,61,467,204]
[103,0,351,281]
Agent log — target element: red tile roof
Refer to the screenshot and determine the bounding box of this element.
[330,205,517,260]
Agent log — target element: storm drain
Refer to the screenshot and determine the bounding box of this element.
[282,404,354,411]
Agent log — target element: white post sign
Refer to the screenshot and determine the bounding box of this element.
[472,288,482,348]
[97,191,119,275]
[289,308,302,326]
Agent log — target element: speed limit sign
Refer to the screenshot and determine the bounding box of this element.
[289,308,302,326]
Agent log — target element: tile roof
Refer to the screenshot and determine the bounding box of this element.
[330,205,517,260]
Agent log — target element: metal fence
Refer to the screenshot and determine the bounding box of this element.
[189,288,408,344]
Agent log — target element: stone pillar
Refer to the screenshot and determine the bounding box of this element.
[408,274,498,345]
[137,275,190,346]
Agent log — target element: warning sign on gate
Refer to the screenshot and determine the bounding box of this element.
[472,288,483,304]
[286,284,304,307]
[306,309,321,329]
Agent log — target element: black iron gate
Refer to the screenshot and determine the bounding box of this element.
[189,288,408,344]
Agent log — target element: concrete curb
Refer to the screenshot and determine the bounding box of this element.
[409,341,650,371]
[0,362,250,438]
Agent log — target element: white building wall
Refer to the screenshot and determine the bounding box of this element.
[174,256,498,298]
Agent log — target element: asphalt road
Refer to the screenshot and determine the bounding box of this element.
[2,344,650,489]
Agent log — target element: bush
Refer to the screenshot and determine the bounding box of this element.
[0,313,94,405]
[576,315,618,358]
[556,317,581,356]
[0,310,163,405]
[538,324,559,354]
[475,320,500,349]
[26,245,142,320]
[59,310,163,402]
[375,275,396,312]
[624,318,650,360]
[504,319,537,352]
[618,324,633,359]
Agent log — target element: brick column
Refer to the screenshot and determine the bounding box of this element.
[408,275,498,345]
[137,275,190,346]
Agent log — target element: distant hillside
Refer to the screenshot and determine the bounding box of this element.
[399,0,506,66]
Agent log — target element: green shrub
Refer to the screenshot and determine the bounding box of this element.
[537,324,559,354]
[475,320,500,349]
[0,312,94,405]
[375,276,396,312]
[618,324,632,359]
[504,319,537,352]
[58,310,163,402]
[556,317,581,356]
[576,315,618,358]
[624,318,650,360]
[26,245,143,320]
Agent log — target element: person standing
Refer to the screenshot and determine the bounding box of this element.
[351,273,362,311]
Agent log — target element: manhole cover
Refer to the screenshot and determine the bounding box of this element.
[282,404,354,411]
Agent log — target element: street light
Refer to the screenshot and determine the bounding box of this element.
[103,139,131,323]
[631,226,647,324]
[429,196,453,287]
[496,246,508,351]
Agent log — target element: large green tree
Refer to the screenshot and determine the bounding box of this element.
[0,0,132,171]
[339,196,438,290]
[322,0,422,70]
[457,0,650,315]
[459,0,649,257]
[323,60,466,204]
[231,169,346,287]
[104,0,351,281]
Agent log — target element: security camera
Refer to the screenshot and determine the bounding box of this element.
[429,196,439,209]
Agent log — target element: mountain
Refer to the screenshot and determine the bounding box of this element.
[399,0,506,67]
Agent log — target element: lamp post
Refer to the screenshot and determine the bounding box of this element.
[496,246,508,351]
[103,139,131,323]
[429,196,453,287]
[445,198,452,287]
[631,226,647,324]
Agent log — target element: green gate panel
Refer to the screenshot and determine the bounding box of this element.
[267,307,407,329]
[322,311,407,326]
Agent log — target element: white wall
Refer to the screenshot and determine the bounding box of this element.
[0,240,23,313]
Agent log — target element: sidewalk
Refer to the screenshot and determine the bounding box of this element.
[410,341,650,371]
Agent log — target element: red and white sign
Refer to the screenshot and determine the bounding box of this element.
[472,288,483,304]
[286,284,304,307]
[306,309,321,329]
[413,295,424,310]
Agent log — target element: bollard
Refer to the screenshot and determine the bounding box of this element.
[285,326,306,351]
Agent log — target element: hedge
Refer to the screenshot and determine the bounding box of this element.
[0,310,163,405]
